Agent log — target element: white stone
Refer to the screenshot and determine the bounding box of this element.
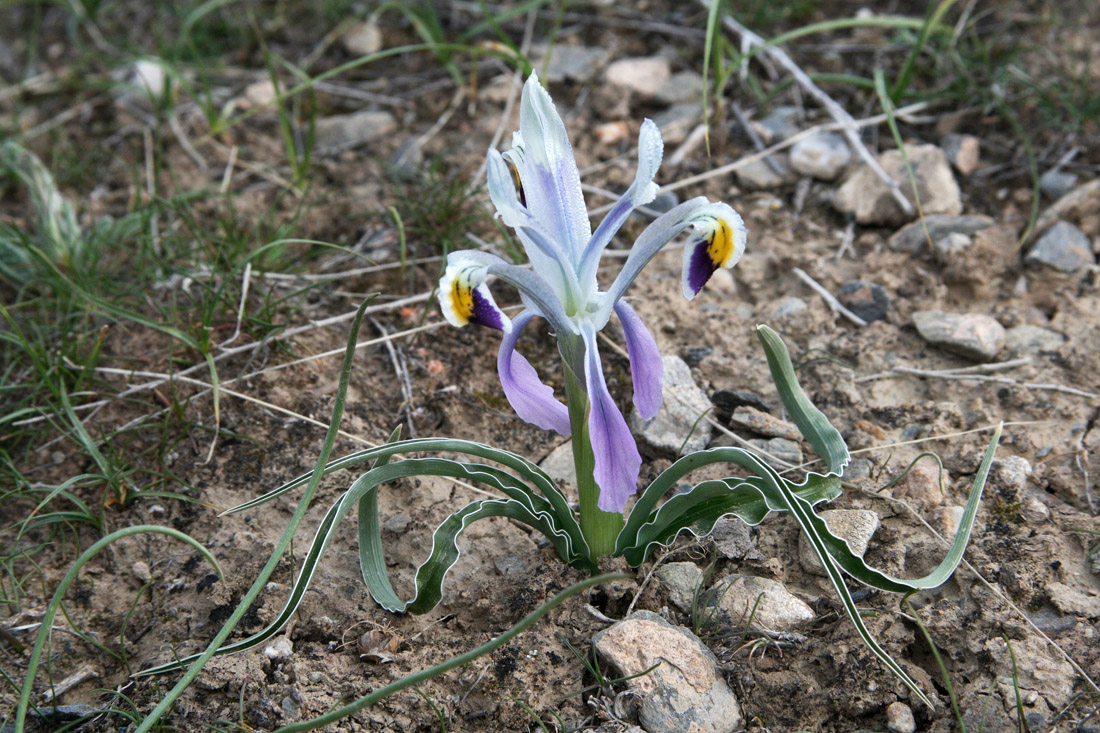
[340,21,383,56]
[886,701,916,733]
[710,574,814,631]
[835,144,961,226]
[630,355,712,455]
[263,637,293,663]
[790,132,850,180]
[603,56,672,97]
[798,509,880,576]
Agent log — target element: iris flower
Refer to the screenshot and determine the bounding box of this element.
[439,73,746,514]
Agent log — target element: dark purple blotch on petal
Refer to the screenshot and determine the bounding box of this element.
[687,238,718,297]
[471,288,507,331]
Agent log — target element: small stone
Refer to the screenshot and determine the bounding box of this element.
[749,437,802,468]
[798,509,880,576]
[846,459,873,482]
[681,345,713,367]
[537,45,609,83]
[886,701,917,733]
[752,106,801,144]
[1004,325,1066,356]
[280,693,300,720]
[340,21,382,56]
[912,310,1005,361]
[1026,220,1096,273]
[655,562,704,612]
[630,356,713,456]
[593,611,743,733]
[130,58,169,100]
[938,504,965,540]
[991,455,1033,502]
[835,144,962,226]
[263,637,293,663]
[539,441,576,487]
[710,516,758,561]
[652,102,702,145]
[710,390,770,418]
[655,70,705,105]
[315,110,397,150]
[932,231,974,263]
[942,133,980,176]
[789,132,850,180]
[730,406,800,440]
[1020,496,1050,523]
[774,296,807,318]
[148,503,167,517]
[132,561,152,583]
[894,461,951,510]
[381,511,411,533]
[1040,169,1079,200]
[710,574,814,631]
[603,56,672,97]
[837,280,890,323]
[1047,582,1100,618]
[594,121,629,145]
[241,79,277,108]
[889,214,995,253]
[735,154,793,190]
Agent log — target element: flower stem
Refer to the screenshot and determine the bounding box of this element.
[562,358,623,563]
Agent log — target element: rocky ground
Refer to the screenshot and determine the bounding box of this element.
[3,2,1100,732]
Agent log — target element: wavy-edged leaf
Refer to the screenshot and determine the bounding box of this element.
[138,457,582,676]
[755,324,849,474]
[221,437,587,563]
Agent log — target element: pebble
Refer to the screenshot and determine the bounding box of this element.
[894,461,951,510]
[752,106,801,144]
[837,280,890,323]
[735,154,794,190]
[749,437,802,467]
[680,345,713,367]
[911,310,1006,361]
[730,406,800,440]
[789,132,851,180]
[1040,169,1079,199]
[846,459,873,482]
[710,516,759,561]
[1026,220,1096,273]
[942,133,980,175]
[1020,496,1050,523]
[381,511,411,533]
[709,574,815,631]
[132,561,152,583]
[835,144,962,226]
[798,509,880,576]
[655,562,703,612]
[938,504,965,540]
[774,296,807,318]
[932,231,974,262]
[991,455,1033,503]
[263,637,293,663]
[538,441,576,487]
[630,355,713,456]
[315,110,397,150]
[652,102,702,145]
[603,56,671,97]
[1004,325,1066,356]
[710,389,770,418]
[593,611,743,733]
[888,214,994,253]
[340,20,382,56]
[537,45,609,83]
[886,701,916,733]
[655,70,705,105]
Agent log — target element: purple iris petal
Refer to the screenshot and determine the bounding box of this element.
[581,328,642,513]
[614,301,662,419]
[685,236,718,298]
[471,287,508,331]
[498,310,571,435]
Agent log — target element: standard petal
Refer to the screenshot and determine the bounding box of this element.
[515,73,591,263]
[498,310,571,436]
[602,198,747,312]
[614,300,662,419]
[438,257,512,332]
[581,327,642,513]
[577,119,664,288]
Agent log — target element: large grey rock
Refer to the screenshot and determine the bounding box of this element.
[656,562,704,612]
[593,611,743,733]
[798,509,880,576]
[630,355,712,456]
[789,132,850,180]
[1005,325,1066,356]
[888,214,995,253]
[538,441,576,487]
[315,110,397,150]
[603,56,671,97]
[912,310,1005,361]
[1040,169,1079,200]
[1026,220,1096,273]
[835,144,962,226]
[709,574,814,631]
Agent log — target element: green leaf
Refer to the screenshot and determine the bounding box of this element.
[755,325,849,474]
